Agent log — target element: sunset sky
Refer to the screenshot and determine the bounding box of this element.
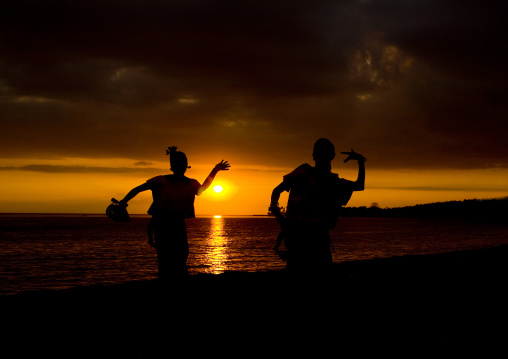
[1,1,507,215]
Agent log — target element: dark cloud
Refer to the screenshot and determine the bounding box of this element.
[134,161,153,166]
[0,164,163,174]
[367,1,508,80]
[1,0,507,170]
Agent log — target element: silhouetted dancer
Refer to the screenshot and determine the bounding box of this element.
[270,138,365,274]
[117,146,230,280]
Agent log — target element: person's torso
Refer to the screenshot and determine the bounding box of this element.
[148,175,200,218]
[285,165,352,227]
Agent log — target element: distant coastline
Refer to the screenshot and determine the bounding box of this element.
[1,197,507,221]
[341,197,508,222]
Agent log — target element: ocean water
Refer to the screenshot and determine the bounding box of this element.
[1,214,508,295]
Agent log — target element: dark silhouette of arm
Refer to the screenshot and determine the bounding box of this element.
[197,160,230,195]
[354,160,365,191]
[341,149,365,191]
[119,183,151,205]
[271,183,285,207]
[270,182,288,216]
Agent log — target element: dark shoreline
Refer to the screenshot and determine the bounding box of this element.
[5,244,508,296]
[3,245,508,357]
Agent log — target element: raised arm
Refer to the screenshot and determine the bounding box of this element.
[119,183,151,206]
[354,160,365,191]
[197,160,230,195]
[341,149,366,191]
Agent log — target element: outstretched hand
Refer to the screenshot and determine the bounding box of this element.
[215,160,231,171]
[341,149,366,163]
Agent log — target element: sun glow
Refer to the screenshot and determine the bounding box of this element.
[213,185,224,193]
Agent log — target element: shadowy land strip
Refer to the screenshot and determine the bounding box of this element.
[2,245,507,357]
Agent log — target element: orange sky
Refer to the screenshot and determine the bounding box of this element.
[1,1,507,214]
[1,156,507,215]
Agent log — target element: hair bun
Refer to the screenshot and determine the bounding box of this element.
[166,146,178,155]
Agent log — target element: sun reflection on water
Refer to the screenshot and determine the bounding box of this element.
[205,215,228,274]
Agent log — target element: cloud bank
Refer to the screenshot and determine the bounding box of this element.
[1,0,507,170]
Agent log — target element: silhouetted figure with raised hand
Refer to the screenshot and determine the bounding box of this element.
[117,146,230,280]
[270,138,365,274]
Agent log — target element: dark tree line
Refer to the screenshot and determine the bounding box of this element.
[341,197,508,223]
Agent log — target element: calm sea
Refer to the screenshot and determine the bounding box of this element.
[1,214,508,295]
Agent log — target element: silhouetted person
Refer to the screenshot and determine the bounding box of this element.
[270,138,365,274]
[118,146,230,280]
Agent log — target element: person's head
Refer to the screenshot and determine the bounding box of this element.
[166,146,190,175]
[312,138,335,164]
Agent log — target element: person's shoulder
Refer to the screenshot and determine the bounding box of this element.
[146,175,167,184]
[291,163,312,175]
[283,163,312,184]
[297,163,312,171]
[181,177,200,194]
[182,176,200,187]
[338,177,355,186]
[284,163,311,180]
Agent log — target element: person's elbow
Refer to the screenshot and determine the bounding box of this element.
[271,183,286,199]
[271,188,280,198]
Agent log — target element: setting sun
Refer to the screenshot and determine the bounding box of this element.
[213,185,224,194]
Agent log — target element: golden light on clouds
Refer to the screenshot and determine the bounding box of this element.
[350,40,414,87]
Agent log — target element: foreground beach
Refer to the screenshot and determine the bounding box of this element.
[3,245,508,357]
